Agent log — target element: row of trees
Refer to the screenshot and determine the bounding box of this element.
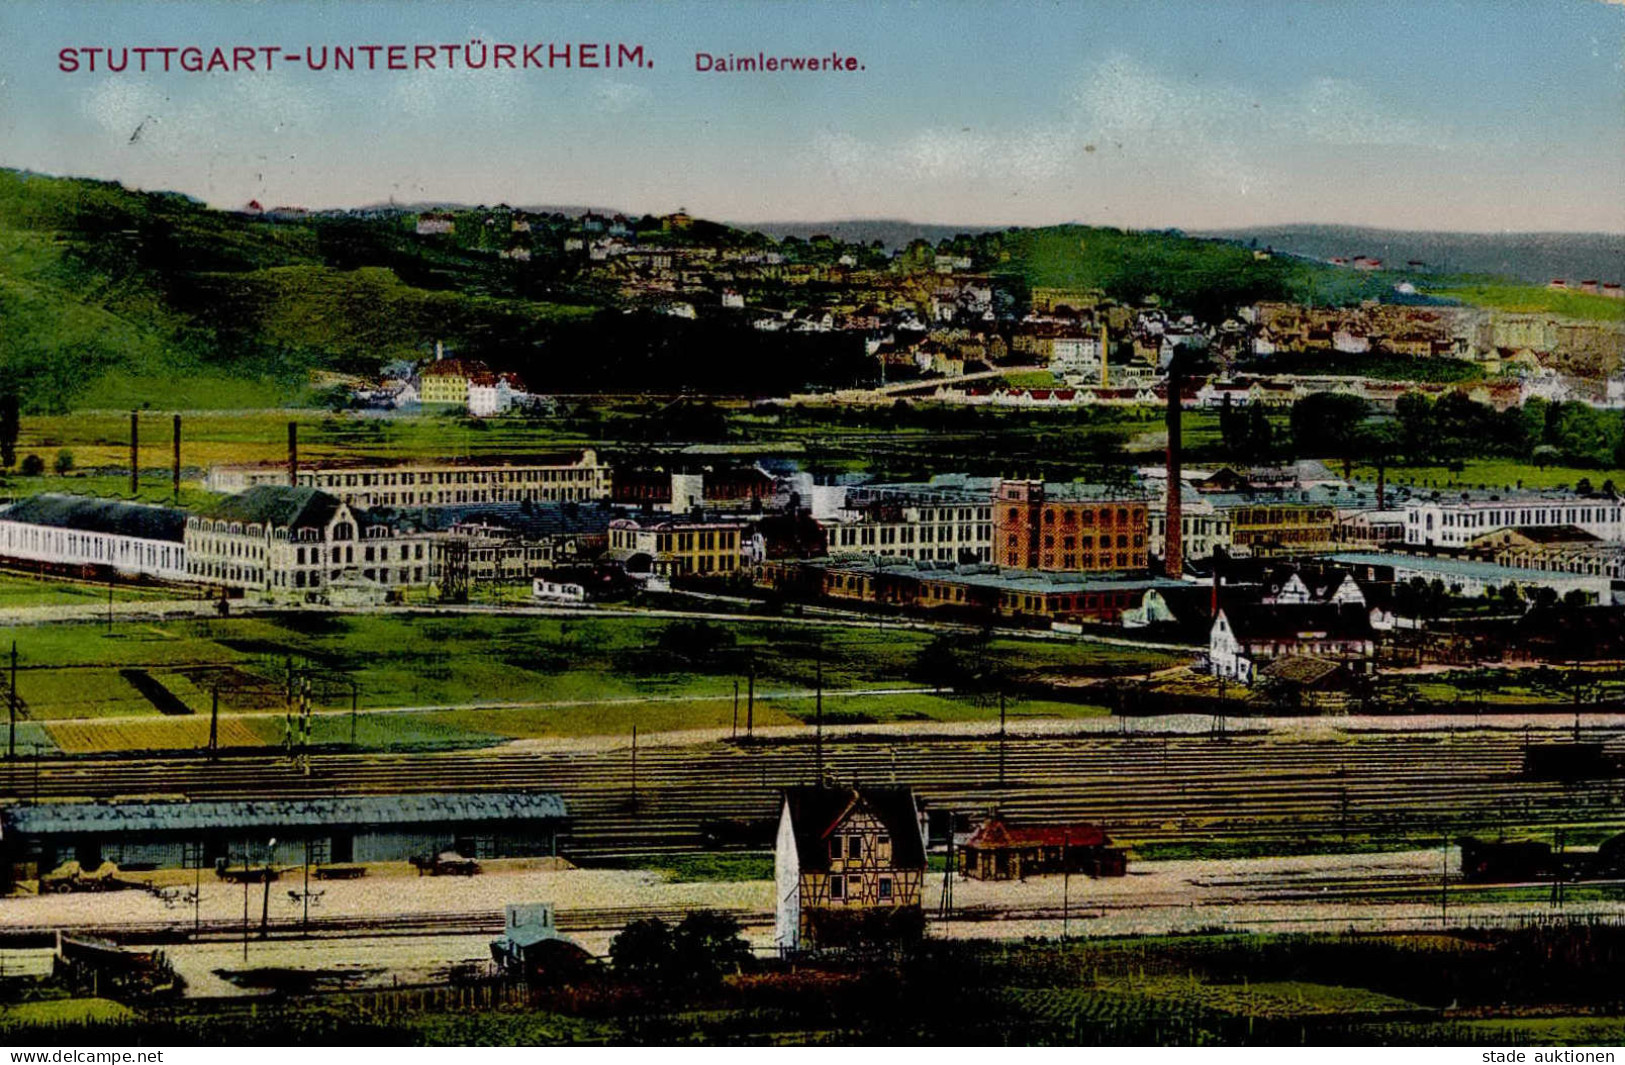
[1216,391,1625,474]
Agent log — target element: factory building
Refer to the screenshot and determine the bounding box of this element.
[0,494,188,582]
[0,792,568,887]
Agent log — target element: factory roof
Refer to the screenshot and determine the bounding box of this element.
[1322,552,1610,584]
[816,555,1185,594]
[1,792,568,837]
[0,494,187,544]
[195,485,351,530]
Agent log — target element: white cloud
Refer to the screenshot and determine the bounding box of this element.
[1294,77,1435,147]
[805,53,1453,222]
[594,81,651,114]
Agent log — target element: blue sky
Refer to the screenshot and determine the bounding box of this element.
[1,0,1622,231]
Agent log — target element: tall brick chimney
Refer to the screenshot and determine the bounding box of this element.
[172,414,181,502]
[1164,365,1183,577]
[287,421,299,488]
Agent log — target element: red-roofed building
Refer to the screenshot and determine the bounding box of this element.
[959,815,1127,880]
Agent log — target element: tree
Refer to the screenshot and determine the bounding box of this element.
[1288,393,1371,474]
[1532,445,1561,470]
[609,910,751,990]
[609,917,673,983]
[53,449,74,476]
[1243,404,1275,464]
[0,393,17,470]
[19,454,44,477]
[669,910,752,988]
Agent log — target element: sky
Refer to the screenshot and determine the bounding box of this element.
[1,0,1622,233]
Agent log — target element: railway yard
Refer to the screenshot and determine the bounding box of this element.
[2,725,1621,859]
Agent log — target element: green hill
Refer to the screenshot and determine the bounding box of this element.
[0,169,597,412]
[2,169,1534,414]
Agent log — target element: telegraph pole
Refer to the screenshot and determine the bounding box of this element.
[746,660,755,738]
[1062,827,1072,940]
[998,691,1007,788]
[630,725,639,813]
[8,641,16,760]
[814,648,824,786]
[732,678,739,740]
[208,686,220,760]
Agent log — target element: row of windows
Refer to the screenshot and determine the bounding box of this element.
[0,527,182,572]
[834,525,990,548]
[312,467,601,488]
[1005,506,1141,527]
[827,874,895,901]
[1038,534,1141,550]
[827,833,890,861]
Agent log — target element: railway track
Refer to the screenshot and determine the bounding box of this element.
[1,732,1620,859]
[0,903,774,949]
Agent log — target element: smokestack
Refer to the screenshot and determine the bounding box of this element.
[129,411,139,496]
[1099,321,1109,389]
[287,421,299,487]
[1164,365,1183,578]
[172,414,181,503]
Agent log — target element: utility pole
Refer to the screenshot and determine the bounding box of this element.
[208,687,219,760]
[1440,833,1449,928]
[1063,827,1072,940]
[242,837,250,962]
[630,725,639,813]
[350,682,359,748]
[814,647,824,786]
[746,660,755,738]
[260,838,276,939]
[8,641,16,760]
[732,678,739,740]
[998,692,1007,788]
[129,410,139,497]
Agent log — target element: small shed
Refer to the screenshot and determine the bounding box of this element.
[959,816,1127,881]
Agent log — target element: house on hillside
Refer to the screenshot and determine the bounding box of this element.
[774,786,927,954]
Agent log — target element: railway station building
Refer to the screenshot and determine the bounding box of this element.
[0,792,568,887]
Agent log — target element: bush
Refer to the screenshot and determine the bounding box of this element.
[19,454,44,476]
[53,449,74,475]
[608,910,753,990]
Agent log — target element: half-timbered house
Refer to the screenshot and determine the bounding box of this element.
[774,785,927,953]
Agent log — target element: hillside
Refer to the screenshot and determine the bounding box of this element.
[0,169,599,413]
[1194,224,1625,287]
[7,168,1595,415]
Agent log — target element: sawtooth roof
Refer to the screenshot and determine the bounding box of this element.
[0,494,186,543]
[2,792,567,837]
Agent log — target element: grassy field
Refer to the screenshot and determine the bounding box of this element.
[1350,458,1625,492]
[0,998,136,1032]
[0,571,190,609]
[1426,281,1625,323]
[0,611,1167,751]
